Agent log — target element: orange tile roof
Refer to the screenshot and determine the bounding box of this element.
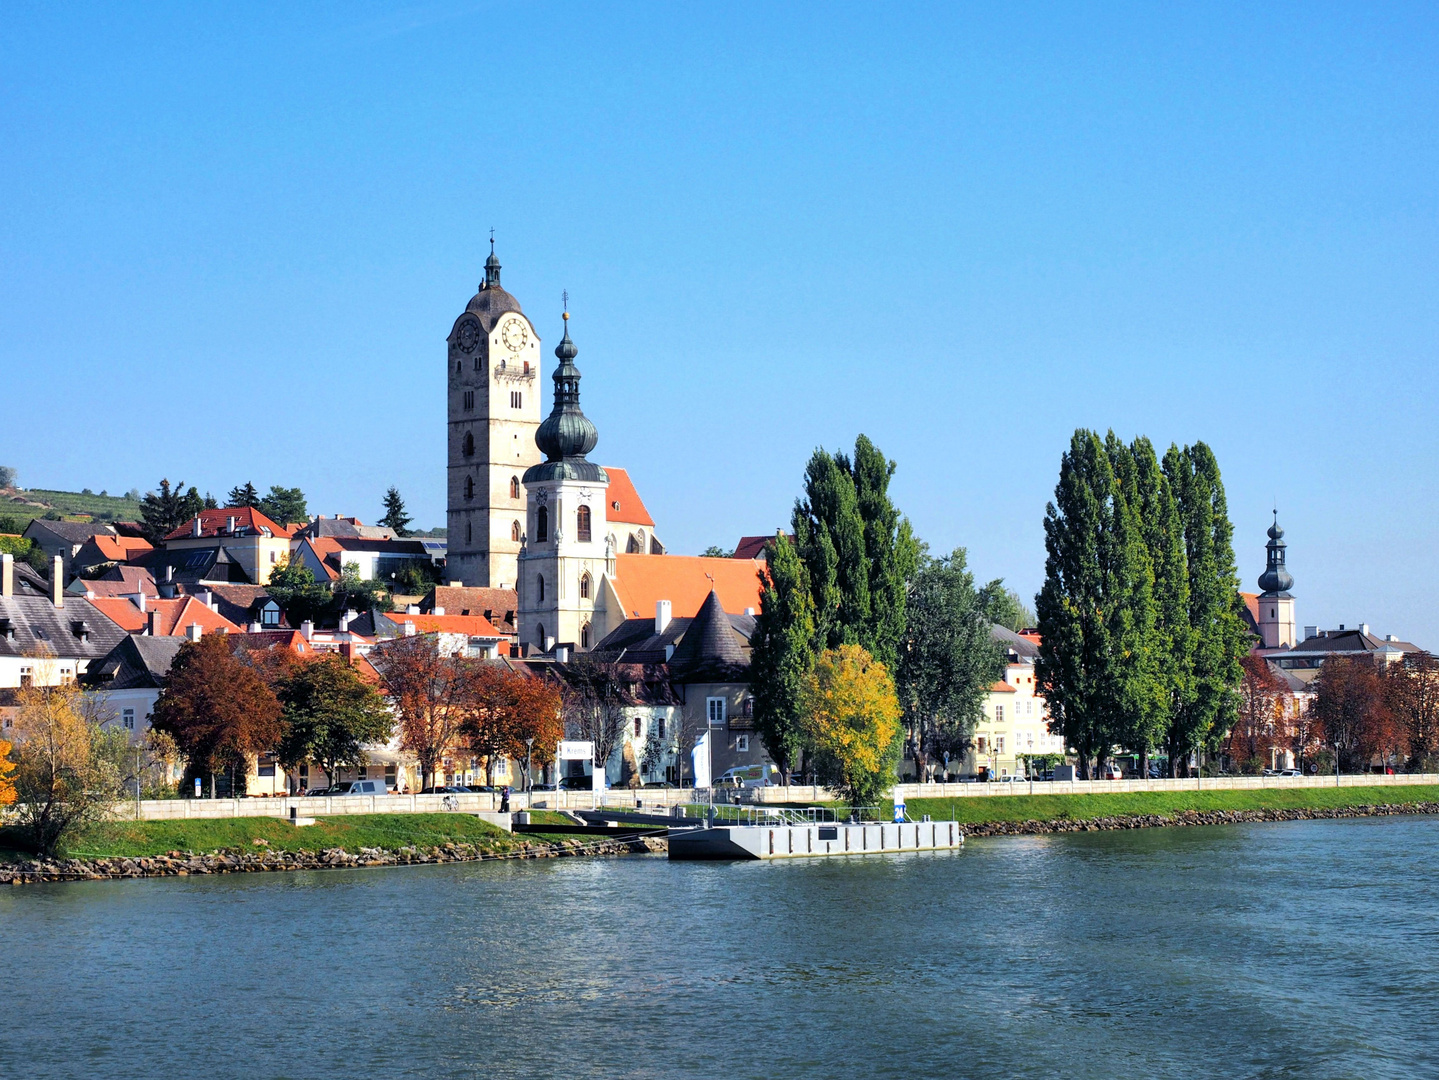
[610,554,765,620]
[387,612,506,637]
[165,507,295,541]
[232,630,314,654]
[298,537,344,580]
[90,596,242,636]
[733,534,791,560]
[603,468,654,527]
[989,680,1018,693]
[90,535,153,562]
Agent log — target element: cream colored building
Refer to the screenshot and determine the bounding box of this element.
[446,242,544,590]
[965,625,1067,779]
[163,508,294,585]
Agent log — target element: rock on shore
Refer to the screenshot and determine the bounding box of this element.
[0,835,667,885]
[962,802,1439,837]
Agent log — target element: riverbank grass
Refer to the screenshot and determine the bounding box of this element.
[898,784,1439,825]
[0,813,528,861]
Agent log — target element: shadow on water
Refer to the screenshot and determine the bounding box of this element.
[2,818,1437,1080]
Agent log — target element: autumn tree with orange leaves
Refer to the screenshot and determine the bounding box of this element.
[1227,655,1291,773]
[1310,655,1400,773]
[369,634,471,790]
[461,663,562,787]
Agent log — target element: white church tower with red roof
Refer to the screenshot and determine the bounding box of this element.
[445,240,543,589]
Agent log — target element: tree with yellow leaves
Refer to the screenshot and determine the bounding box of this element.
[0,738,16,806]
[799,644,904,806]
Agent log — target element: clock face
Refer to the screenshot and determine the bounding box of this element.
[502,318,529,353]
[457,320,479,353]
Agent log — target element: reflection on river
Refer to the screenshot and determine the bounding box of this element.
[3,816,1437,1079]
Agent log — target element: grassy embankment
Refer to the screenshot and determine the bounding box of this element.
[0,810,580,861]
[896,784,1439,826]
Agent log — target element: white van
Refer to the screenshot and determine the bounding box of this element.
[331,779,390,796]
[716,763,778,789]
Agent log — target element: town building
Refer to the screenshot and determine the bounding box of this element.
[159,507,295,586]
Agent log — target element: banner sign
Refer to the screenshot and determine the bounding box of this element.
[557,740,594,761]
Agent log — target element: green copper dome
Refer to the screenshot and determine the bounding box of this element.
[524,313,608,485]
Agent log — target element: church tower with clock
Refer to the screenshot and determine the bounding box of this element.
[445,241,543,589]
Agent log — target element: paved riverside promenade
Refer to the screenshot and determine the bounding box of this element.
[102,772,1439,822]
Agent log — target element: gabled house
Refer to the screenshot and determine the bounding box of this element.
[84,634,184,743]
[71,532,154,575]
[22,519,118,581]
[0,553,128,691]
[87,593,242,638]
[163,508,295,586]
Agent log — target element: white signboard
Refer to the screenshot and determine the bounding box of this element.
[557,740,594,761]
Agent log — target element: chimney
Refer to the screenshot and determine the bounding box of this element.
[339,611,351,632]
[340,641,353,662]
[406,604,420,615]
[186,622,203,642]
[433,606,446,616]
[300,620,314,641]
[198,589,213,611]
[166,564,174,583]
[148,609,162,636]
[51,555,64,608]
[1360,623,1370,637]
[403,620,416,637]
[655,600,672,635]
[249,621,262,632]
[449,580,463,588]
[544,635,555,653]
[744,607,755,617]
[191,517,202,537]
[1,553,11,598]
[226,515,237,534]
[1304,625,1317,641]
[555,645,570,662]
[135,591,147,614]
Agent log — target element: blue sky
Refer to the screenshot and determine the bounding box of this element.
[2,3,1436,641]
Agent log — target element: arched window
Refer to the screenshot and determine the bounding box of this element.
[462,432,474,458]
[576,505,592,542]
[510,476,521,499]
[464,476,474,500]
[536,623,546,647]
[537,574,546,602]
[466,521,472,543]
[511,520,521,542]
[627,533,641,554]
[455,360,462,374]
[579,572,591,599]
[581,622,590,649]
[536,506,549,542]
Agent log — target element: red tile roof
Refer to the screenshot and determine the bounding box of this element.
[165,507,295,541]
[733,534,791,560]
[89,535,154,562]
[89,596,242,636]
[387,612,506,637]
[610,554,765,620]
[603,468,654,527]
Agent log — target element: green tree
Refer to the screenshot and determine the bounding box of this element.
[1162,442,1248,772]
[258,485,308,526]
[898,547,1005,781]
[977,583,1036,633]
[1034,431,1156,778]
[380,487,412,536]
[700,545,735,558]
[793,449,868,650]
[333,562,393,614]
[276,655,394,786]
[202,491,219,510]
[799,644,904,805]
[750,533,818,784]
[139,479,204,542]
[846,435,918,670]
[227,482,261,508]
[264,558,333,626]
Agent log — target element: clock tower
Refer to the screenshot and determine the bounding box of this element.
[445,241,543,588]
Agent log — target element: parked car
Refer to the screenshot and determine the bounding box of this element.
[559,775,594,790]
[1278,769,1302,777]
[328,780,391,796]
[996,774,1027,783]
[302,787,332,797]
[419,785,468,794]
[1096,766,1124,780]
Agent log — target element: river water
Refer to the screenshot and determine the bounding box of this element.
[2,817,1437,1079]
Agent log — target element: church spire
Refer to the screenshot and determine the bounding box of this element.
[1257,510,1294,594]
[483,230,501,289]
[533,297,598,463]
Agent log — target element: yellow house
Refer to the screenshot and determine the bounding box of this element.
[163,508,296,585]
[965,626,1067,779]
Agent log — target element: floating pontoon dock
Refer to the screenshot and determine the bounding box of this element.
[667,808,963,861]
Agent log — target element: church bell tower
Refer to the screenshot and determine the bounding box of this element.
[1256,512,1297,649]
[445,241,543,588]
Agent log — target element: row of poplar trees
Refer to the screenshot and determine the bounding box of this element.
[1035,430,1250,778]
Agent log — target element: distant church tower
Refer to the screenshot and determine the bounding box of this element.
[445,241,543,588]
[517,306,614,653]
[1256,512,1297,649]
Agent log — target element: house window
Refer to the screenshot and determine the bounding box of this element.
[510,391,522,409]
[579,573,591,599]
[270,550,277,563]
[122,708,135,731]
[463,432,474,457]
[580,623,590,648]
[576,505,592,542]
[262,605,279,627]
[19,666,31,687]
[996,737,1005,753]
[736,735,749,753]
[463,390,474,411]
[995,705,1004,723]
[511,520,522,542]
[536,506,548,542]
[510,476,521,499]
[385,763,397,786]
[634,717,642,737]
[537,575,545,602]
[536,623,546,647]
[657,717,666,740]
[464,476,475,500]
[707,697,726,726]
[299,763,309,783]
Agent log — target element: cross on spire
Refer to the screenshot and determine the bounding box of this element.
[562,290,569,321]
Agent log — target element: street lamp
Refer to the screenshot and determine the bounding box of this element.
[525,736,534,795]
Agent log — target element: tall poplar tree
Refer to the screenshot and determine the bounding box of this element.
[847,435,919,671]
[793,450,868,649]
[1162,442,1247,773]
[749,534,818,784]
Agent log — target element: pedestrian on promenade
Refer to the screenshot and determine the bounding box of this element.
[500,786,511,812]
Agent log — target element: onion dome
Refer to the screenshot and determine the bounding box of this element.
[463,237,523,331]
[524,310,608,485]
[1257,512,1294,594]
